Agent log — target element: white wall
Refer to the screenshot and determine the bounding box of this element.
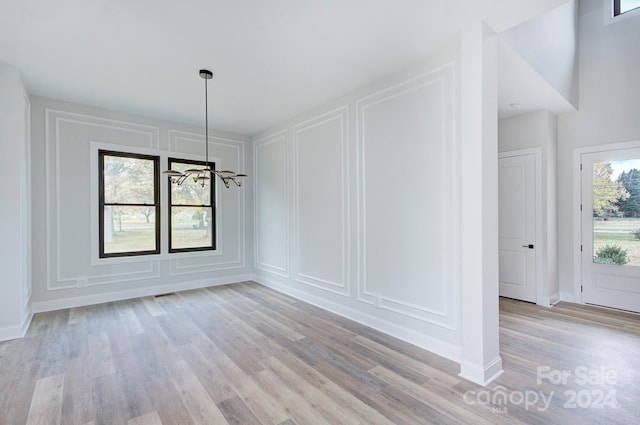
[499,110,559,305]
[252,28,503,385]
[0,63,32,340]
[29,96,252,312]
[253,38,465,361]
[558,0,640,300]
[500,0,579,108]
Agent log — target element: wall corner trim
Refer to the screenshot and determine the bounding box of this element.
[459,356,504,387]
[0,310,34,342]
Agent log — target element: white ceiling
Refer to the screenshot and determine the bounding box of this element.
[0,0,571,135]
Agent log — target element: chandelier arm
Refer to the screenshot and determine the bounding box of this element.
[178,174,189,185]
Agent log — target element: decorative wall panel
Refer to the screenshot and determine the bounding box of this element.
[45,109,161,290]
[293,106,350,296]
[254,131,290,277]
[355,64,458,329]
[167,130,246,275]
[42,108,247,293]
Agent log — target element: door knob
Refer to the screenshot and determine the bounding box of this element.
[522,244,534,249]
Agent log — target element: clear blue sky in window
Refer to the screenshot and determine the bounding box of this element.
[621,0,640,13]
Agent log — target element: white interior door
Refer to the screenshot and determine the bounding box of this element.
[499,153,537,303]
[581,149,640,313]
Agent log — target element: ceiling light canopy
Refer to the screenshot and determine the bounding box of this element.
[163,69,247,188]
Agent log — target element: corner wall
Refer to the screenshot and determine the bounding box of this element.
[251,41,464,362]
[29,96,252,312]
[250,25,505,385]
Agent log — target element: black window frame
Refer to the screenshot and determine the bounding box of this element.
[168,157,217,253]
[98,150,161,258]
[614,0,640,16]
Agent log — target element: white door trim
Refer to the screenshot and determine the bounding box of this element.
[573,140,640,304]
[498,148,544,305]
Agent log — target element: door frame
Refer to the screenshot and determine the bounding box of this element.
[573,139,640,305]
[498,148,544,305]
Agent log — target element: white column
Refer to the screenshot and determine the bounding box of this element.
[459,21,503,386]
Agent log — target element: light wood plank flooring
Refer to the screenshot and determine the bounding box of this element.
[1,282,638,424]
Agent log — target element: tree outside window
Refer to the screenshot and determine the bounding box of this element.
[591,161,640,267]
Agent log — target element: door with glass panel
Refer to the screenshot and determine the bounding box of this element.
[581,149,640,313]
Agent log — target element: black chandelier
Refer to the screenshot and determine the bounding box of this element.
[163,69,246,188]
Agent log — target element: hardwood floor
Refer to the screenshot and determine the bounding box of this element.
[1,282,638,424]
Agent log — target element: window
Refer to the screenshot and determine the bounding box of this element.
[591,160,640,266]
[168,158,216,253]
[614,0,640,16]
[99,150,160,258]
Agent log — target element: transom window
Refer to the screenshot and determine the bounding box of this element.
[168,158,216,253]
[99,150,160,258]
[615,0,640,16]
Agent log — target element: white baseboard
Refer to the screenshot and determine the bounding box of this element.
[538,291,561,307]
[459,356,504,387]
[559,291,582,304]
[0,309,34,342]
[31,274,253,313]
[537,297,552,307]
[253,274,463,364]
